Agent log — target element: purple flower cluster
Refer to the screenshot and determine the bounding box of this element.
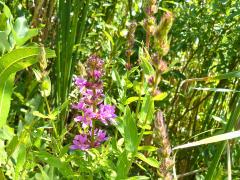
[70,55,116,151]
[70,129,108,150]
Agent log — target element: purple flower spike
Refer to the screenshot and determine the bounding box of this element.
[70,134,90,150]
[70,55,117,151]
[70,129,108,150]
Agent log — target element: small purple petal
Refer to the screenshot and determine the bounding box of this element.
[70,134,91,150]
[97,129,108,142]
[97,104,116,124]
[74,134,88,144]
[93,70,102,79]
[74,77,87,91]
[72,101,86,110]
[74,116,84,122]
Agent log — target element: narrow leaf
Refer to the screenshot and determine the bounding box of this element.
[136,152,159,168]
[15,144,26,179]
[138,146,158,152]
[152,92,168,101]
[125,96,142,105]
[124,106,138,152]
[173,130,240,150]
[34,151,74,177]
[0,74,14,127]
[139,48,154,76]
[139,95,154,126]
[193,87,240,93]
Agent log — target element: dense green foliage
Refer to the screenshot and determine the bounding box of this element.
[0,0,240,179]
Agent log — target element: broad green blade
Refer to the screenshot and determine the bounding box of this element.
[0,74,14,128]
[0,47,55,127]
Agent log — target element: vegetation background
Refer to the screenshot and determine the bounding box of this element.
[0,0,240,179]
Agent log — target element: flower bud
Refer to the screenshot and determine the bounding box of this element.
[154,12,173,56]
[159,59,168,73]
[39,44,47,71]
[40,76,51,97]
[143,17,156,35]
[148,76,155,86]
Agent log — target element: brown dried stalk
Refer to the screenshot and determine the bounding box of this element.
[154,110,174,179]
[125,21,137,70]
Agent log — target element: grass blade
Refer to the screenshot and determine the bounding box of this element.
[173,130,240,150]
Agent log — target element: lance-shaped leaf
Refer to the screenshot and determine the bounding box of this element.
[173,130,240,150]
[0,47,55,127]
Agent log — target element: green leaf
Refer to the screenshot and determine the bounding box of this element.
[32,111,55,120]
[0,31,12,53]
[152,92,168,101]
[0,168,5,180]
[38,165,51,180]
[136,152,159,168]
[125,96,142,105]
[0,47,56,127]
[123,106,138,152]
[34,151,74,177]
[0,47,55,77]
[139,95,154,126]
[40,76,51,97]
[212,115,226,125]
[215,71,240,80]
[193,87,240,93]
[116,150,131,179]
[32,68,42,81]
[6,135,19,157]
[138,146,158,152]
[139,48,154,76]
[13,16,28,38]
[112,67,123,88]
[103,30,114,46]
[12,16,38,46]
[51,100,69,117]
[0,2,12,18]
[127,176,150,180]
[182,71,240,85]
[15,144,26,179]
[0,74,14,128]
[0,124,14,140]
[173,130,240,150]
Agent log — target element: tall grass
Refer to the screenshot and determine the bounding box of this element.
[55,0,90,133]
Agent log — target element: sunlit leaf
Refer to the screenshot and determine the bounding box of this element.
[123,106,138,152]
[152,92,168,101]
[136,152,159,168]
[125,96,142,105]
[173,130,240,150]
[0,47,55,127]
[34,151,74,177]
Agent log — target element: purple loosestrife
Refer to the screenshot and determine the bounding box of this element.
[70,55,116,151]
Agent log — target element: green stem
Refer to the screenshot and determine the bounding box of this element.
[44,95,60,152]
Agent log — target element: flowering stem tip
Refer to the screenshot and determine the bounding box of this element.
[70,55,116,150]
